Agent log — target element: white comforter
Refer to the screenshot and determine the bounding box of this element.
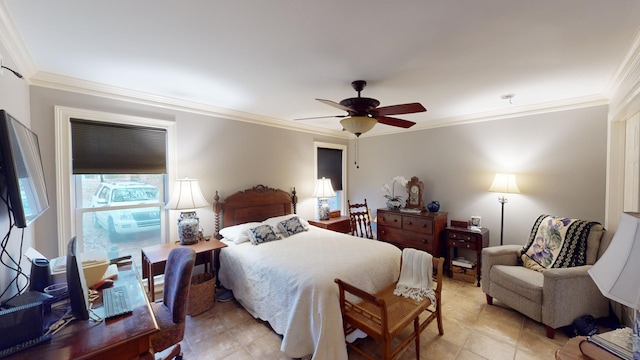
[219,226,401,360]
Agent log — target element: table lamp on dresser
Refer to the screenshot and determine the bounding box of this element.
[165,177,210,245]
[588,212,640,359]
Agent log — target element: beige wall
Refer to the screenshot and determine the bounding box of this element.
[350,105,608,246]
[28,86,346,259]
[30,85,609,256]
[0,43,32,301]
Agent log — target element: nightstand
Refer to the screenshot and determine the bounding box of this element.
[308,216,351,234]
[446,226,489,287]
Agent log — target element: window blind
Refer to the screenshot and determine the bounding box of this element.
[317,147,343,191]
[70,118,167,174]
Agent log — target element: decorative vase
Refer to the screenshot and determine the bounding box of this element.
[178,211,200,245]
[427,201,440,212]
[386,199,403,210]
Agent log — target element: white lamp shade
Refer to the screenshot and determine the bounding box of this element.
[312,177,336,198]
[488,173,521,194]
[340,116,377,136]
[588,212,640,310]
[165,178,210,210]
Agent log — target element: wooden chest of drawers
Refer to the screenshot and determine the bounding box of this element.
[377,209,448,257]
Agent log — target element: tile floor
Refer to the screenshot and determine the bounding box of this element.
[175,277,574,360]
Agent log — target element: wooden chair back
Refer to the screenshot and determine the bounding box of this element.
[348,199,374,239]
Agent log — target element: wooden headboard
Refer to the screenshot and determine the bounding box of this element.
[213,184,297,238]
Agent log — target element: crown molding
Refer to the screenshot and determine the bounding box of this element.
[362,94,608,138]
[0,3,37,78]
[607,27,640,122]
[30,71,350,139]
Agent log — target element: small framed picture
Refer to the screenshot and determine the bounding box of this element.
[470,216,482,227]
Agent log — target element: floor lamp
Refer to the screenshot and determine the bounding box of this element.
[488,173,520,245]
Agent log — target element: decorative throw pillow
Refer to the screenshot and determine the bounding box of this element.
[219,222,262,244]
[263,214,310,233]
[277,216,307,237]
[246,224,281,245]
[521,214,597,272]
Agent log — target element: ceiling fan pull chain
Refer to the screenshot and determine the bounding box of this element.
[355,136,360,169]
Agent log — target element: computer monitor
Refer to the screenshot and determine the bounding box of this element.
[66,237,89,320]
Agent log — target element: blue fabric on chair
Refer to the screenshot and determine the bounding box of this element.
[150,247,196,357]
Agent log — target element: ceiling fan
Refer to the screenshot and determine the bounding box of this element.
[298,80,427,137]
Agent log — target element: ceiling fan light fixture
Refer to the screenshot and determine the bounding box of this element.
[340,116,377,137]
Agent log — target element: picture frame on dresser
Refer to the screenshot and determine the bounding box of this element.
[405,176,424,209]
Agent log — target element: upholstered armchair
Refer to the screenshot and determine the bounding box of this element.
[481,216,614,338]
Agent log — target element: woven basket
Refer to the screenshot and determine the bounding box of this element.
[187,272,215,316]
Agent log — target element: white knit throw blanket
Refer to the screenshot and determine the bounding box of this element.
[393,248,436,306]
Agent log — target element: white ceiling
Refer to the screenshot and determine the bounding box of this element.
[2,1,640,137]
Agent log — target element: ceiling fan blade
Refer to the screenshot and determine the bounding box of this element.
[294,114,348,121]
[316,98,355,113]
[377,116,416,129]
[374,102,426,116]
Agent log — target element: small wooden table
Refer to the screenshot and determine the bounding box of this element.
[446,226,489,286]
[308,216,351,234]
[141,239,227,301]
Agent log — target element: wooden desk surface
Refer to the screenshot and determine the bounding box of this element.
[8,264,158,359]
[141,238,226,264]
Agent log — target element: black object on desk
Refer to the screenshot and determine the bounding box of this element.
[0,302,48,356]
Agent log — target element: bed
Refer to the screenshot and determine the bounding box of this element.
[213,185,401,360]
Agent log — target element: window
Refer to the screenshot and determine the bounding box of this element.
[314,142,347,215]
[55,107,176,261]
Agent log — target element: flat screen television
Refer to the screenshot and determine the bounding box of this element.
[66,236,90,321]
[0,110,49,228]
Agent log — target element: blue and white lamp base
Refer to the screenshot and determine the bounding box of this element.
[178,211,200,245]
[318,198,330,220]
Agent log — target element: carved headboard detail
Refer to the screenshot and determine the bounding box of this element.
[213,185,297,238]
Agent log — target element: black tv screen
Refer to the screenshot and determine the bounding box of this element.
[0,110,49,228]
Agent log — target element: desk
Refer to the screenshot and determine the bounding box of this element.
[8,263,158,359]
[141,239,227,301]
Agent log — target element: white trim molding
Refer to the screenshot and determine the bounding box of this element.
[54,106,177,254]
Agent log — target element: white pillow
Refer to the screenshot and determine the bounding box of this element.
[262,214,309,233]
[219,222,262,244]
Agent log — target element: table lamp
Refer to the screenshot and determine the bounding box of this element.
[488,173,520,245]
[313,177,335,220]
[588,212,640,359]
[165,178,210,245]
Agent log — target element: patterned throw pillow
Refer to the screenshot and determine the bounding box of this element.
[277,216,307,237]
[246,224,281,245]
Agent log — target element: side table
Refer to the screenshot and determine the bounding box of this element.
[308,215,352,234]
[446,226,489,286]
[141,238,227,301]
